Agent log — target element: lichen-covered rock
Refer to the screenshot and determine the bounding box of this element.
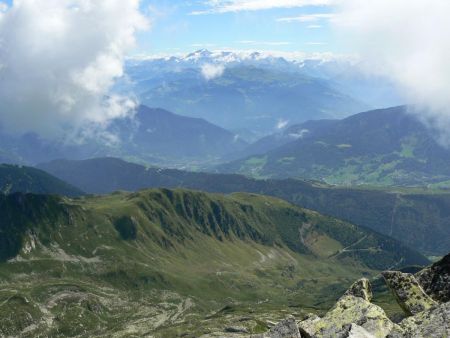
[252,316,301,338]
[382,271,437,316]
[415,253,450,303]
[343,323,375,338]
[344,278,373,302]
[298,295,395,338]
[298,313,321,337]
[388,301,450,337]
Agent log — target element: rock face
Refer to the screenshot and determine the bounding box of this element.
[415,253,450,303]
[382,271,437,316]
[389,301,450,337]
[344,278,373,302]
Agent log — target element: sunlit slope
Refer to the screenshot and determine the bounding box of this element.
[222,106,450,187]
[39,157,450,255]
[0,189,428,336]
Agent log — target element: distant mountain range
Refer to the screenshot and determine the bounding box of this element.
[220,106,450,187]
[37,157,450,255]
[0,188,427,336]
[5,104,450,187]
[123,49,404,136]
[0,105,246,168]
[109,106,247,167]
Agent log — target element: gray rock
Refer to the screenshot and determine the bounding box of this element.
[382,271,437,316]
[343,323,375,338]
[344,278,373,302]
[415,253,450,303]
[298,295,395,338]
[225,326,250,333]
[252,316,301,338]
[389,301,450,337]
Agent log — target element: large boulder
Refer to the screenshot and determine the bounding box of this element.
[344,278,373,302]
[298,295,395,337]
[388,301,450,337]
[415,253,450,303]
[382,271,437,316]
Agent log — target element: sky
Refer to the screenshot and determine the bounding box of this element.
[1,0,450,142]
[136,0,338,55]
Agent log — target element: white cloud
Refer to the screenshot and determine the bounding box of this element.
[191,0,335,15]
[277,13,334,23]
[201,63,225,80]
[277,119,289,130]
[289,129,309,139]
[0,2,8,13]
[335,0,450,143]
[307,24,322,29]
[0,0,148,140]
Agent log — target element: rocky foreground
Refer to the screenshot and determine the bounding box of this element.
[205,254,449,337]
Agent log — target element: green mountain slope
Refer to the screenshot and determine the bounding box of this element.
[0,189,427,337]
[0,164,84,196]
[38,158,450,255]
[221,106,450,187]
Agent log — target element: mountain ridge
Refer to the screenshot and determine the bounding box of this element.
[37,157,450,255]
[221,106,450,187]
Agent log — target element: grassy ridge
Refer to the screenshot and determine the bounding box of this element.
[38,157,450,255]
[0,189,427,336]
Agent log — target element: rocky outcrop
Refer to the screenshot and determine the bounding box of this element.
[219,254,450,338]
[298,294,395,338]
[297,278,387,337]
[298,279,393,337]
[343,278,373,301]
[382,271,436,316]
[415,253,450,303]
[389,301,450,337]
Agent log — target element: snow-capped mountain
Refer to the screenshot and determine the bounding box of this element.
[121,50,404,138]
[127,49,355,76]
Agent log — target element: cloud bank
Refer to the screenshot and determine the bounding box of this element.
[0,0,148,140]
[201,64,225,80]
[335,0,450,141]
